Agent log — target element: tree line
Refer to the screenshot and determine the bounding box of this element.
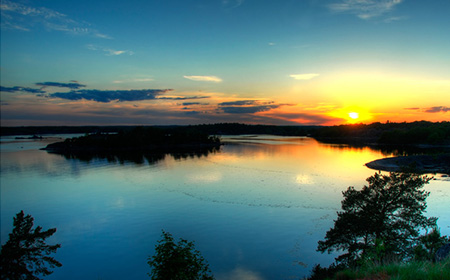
[313,121,450,145]
[42,126,221,154]
[3,121,450,146]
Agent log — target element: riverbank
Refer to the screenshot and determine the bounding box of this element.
[366,154,450,175]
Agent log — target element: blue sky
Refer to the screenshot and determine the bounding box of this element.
[1,0,449,126]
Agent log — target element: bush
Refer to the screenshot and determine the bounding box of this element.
[148,231,214,280]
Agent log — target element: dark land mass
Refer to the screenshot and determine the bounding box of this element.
[3,121,450,173]
[366,154,450,175]
[312,121,450,146]
[43,127,221,155]
[0,123,319,137]
[2,121,450,146]
[40,127,221,164]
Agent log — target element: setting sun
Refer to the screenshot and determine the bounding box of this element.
[349,112,359,120]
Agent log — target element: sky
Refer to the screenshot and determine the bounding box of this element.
[1,0,449,126]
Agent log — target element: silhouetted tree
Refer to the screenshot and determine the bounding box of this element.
[148,230,214,280]
[0,211,62,280]
[317,172,438,266]
[413,227,450,262]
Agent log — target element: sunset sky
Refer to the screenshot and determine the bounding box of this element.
[1,0,449,126]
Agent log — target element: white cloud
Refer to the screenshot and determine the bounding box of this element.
[1,0,111,38]
[105,49,134,56]
[183,76,223,82]
[328,0,403,19]
[86,44,133,56]
[289,73,320,80]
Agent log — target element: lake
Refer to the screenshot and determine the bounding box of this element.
[1,135,449,280]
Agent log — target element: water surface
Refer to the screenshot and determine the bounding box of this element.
[1,135,449,280]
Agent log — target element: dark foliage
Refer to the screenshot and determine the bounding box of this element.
[413,228,450,262]
[308,172,450,279]
[0,211,62,280]
[4,121,450,145]
[313,121,450,145]
[317,172,437,266]
[435,243,450,262]
[148,231,214,280]
[307,263,346,280]
[42,126,222,154]
[1,123,318,137]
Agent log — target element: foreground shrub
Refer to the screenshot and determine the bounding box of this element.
[148,230,214,280]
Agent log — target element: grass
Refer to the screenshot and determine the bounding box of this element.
[331,258,450,280]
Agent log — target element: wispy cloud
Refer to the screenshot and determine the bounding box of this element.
[49,89,173,103]
[3,81,212,103]
[105,49,134,56]
[86,44,134,56]
[1,86,45,94]
[424,106,450,113]
[222,0,244,9]
[0,0,110,38]
[183,76,223,82]
[220,105,280,114]
[383,15,408,22]
[405,106,450,113]
[182,102,204,106]
[219,100,263,106]
[327,0,403,20]
[263,111,337,125]
[218,99,280,114]
[289,73,320,80]
[36,81,86,90]
[157,95,210,101]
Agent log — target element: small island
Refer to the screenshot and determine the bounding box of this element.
[41,126,221,156]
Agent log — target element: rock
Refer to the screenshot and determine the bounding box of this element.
[435,243,450,262]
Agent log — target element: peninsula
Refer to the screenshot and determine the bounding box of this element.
[365,154,450,175]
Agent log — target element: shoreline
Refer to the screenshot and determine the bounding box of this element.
[366,154,450,175]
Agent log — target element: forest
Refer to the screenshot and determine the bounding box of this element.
[3,121,450,146]
[42,126,221,154]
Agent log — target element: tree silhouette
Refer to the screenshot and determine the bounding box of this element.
[0,211,62,280]
[317,172,438,266]
[148,230,214,280]
[413,227,450,262]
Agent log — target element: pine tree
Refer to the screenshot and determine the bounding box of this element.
[0,211,62,280]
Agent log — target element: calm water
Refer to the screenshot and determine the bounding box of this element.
[1,135,449,280]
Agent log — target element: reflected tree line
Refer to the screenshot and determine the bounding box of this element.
[38,122,450,166]
[59,148,219,166]
[42,126,222,166]
[2,172,449,280]
[323,142,450,157]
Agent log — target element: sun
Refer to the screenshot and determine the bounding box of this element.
[348,112,359,120]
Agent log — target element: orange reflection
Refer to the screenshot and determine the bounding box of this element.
[216,136,389,181]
